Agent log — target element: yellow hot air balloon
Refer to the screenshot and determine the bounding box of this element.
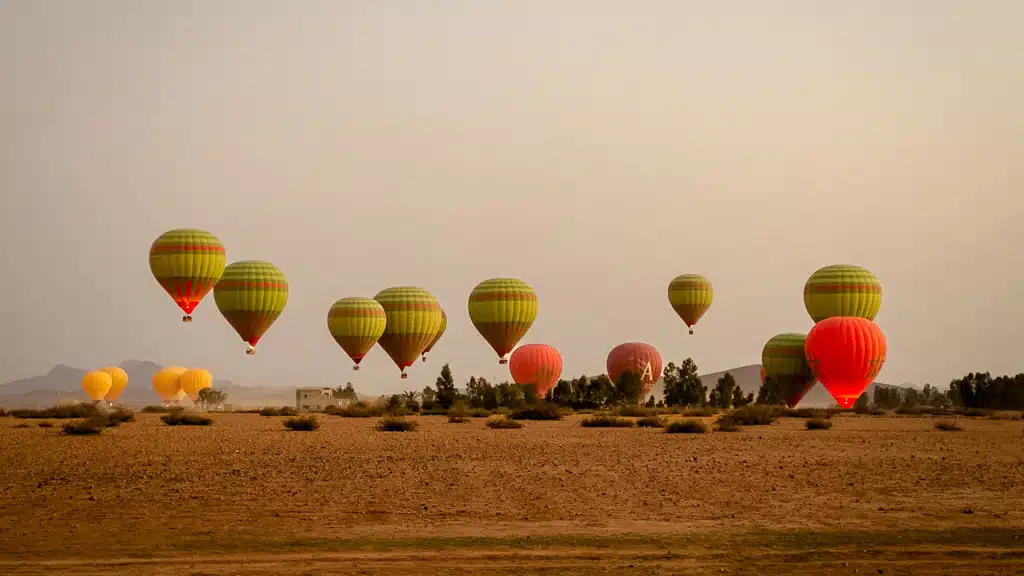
[179,369,213,403]
[668,274,713,335]
[100,366,128,403]
[152,366,187,404]
[82,370,113,402]
[468,278,538,364]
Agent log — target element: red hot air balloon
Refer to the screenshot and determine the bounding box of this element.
[606,342,663,398]
[509,344,563,398]
[804,317,886,409]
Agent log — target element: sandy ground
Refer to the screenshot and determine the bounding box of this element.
[1,412,1022,574]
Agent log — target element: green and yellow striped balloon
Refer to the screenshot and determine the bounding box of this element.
[213,261,289,355]
[374,286,443,379]
[761,333,817,408]
[327,297,387,370]
[803,264,881,323]
[421,308,446,362]
[148,228,226,322]
[668,274,713,335]
[468,278,538,364]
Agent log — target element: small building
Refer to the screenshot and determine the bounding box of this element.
[295,388,346,412]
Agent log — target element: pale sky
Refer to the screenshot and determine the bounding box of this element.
[1,0,1020,394]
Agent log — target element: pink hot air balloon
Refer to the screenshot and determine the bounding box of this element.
[509,344,563,398]
[606,342,663,398]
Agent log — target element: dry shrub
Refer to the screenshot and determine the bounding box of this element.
[283,416,319,431]
[62,420,103,435]
[636,416,665,428]
[37,421,54,428]
[806,418,833,430]
[106,410,135,425]
[486,417,523,429]
[376,417,418,432]
[581,414,634,428]
[934,420,962,431]
[259,407,297,417]
[448,415,471,424]
[161,413,212,426]
[142,405,175,413]
[13,404,100,420]
[714,418,741,432]
[14,422,32,429]
[665,419,708,434]
[727,405,778,426]
[681,406,718,417]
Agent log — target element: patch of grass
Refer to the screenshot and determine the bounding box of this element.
[447,415,471,424]
[580,414,635,428]
[37,421,53,428]
[934,420,963,431]
[486,417,523,429]
[61,420,104,435]
[509,403,563,420]
[806,418,833,430]
[636,415,665,428]
[14,422,32,428]
[713,418,741,432]
[283,416,320,431]
[161,413,213,426]
[376,417,418,432]
[12,404,100,420]
[259,406,298,417]
[471,409,492,418]
[142,405,177,413]
[959,408,988,418]
[727,405,778,426]
[666,419,708,434]
[784,408,830,419]
[614,405,653,417]
[106,409,135,425]
[986,411,1021,421]
[681,406,719,417]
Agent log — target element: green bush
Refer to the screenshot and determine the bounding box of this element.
[283,416,320,431]
[106,409,135,425]
[259,406,297,417]
[806,418,833,430]
[142,405,176,413]
[581,414,634,428]
[681,406,718,417]
[486,417,524,429]
[714,418,741,432]
[13,404,100,419]
[934,420,962,431]
[509,403,563,421]
[615,405,652,418]
[376,417,418,432]
[448,415,471,424]
[785,408,830,419]
[665,419,708,434]
[161,413,213,426]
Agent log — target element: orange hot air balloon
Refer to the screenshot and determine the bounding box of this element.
[804,317,886,409]
[509,344,563,398]
[606,342,663,398]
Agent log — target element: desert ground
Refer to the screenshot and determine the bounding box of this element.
[1,412,1022,575]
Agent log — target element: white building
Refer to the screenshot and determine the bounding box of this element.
[295,388,347,412]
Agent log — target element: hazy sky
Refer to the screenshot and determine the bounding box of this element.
[1,0,1021,394]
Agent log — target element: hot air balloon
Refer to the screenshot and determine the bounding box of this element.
[149,229,227,322]
[761,333,817,408]
[805,317,886,409]
[374,286,443,379]
[468,278,538,364]
[82,370,113,402]
[99,366,128,404]
[152,366,187,405]
[509,344,563,398]
[668,274,713,335]
[606,342,663,399]
[179,369,213,403]
[803,264,882,323]
[327,297,387,370]
[214,261,289,355]
[421,308,447,362]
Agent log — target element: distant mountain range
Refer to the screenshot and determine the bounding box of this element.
[1,361,900,410]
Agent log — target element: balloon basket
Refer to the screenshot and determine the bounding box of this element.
[352,365,360,371]
[182,315,193,323]
[498,358,508,365]
[246,348,255,356]
[688,328,694,335]
[421,356,427,362]
[400,373,408,380]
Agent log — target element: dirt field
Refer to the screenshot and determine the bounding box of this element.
[1,412,1022,575]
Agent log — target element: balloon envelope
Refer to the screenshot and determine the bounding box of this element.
[468,278,538,363]
[374,286,443,377]
[422,308,447,360]
[327,297,387,368]
[179,369,213,402]
[509,344,563,397]
[667,274,713,334]
[803,264,882,323]
[606,342,663,398]
[148,229,226,320]
[152,366,187,402]
[805,317,886,409]
[99,366,128,403]
[214,261,289,353]
[82,370,112,402]
[761,333,816,408]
